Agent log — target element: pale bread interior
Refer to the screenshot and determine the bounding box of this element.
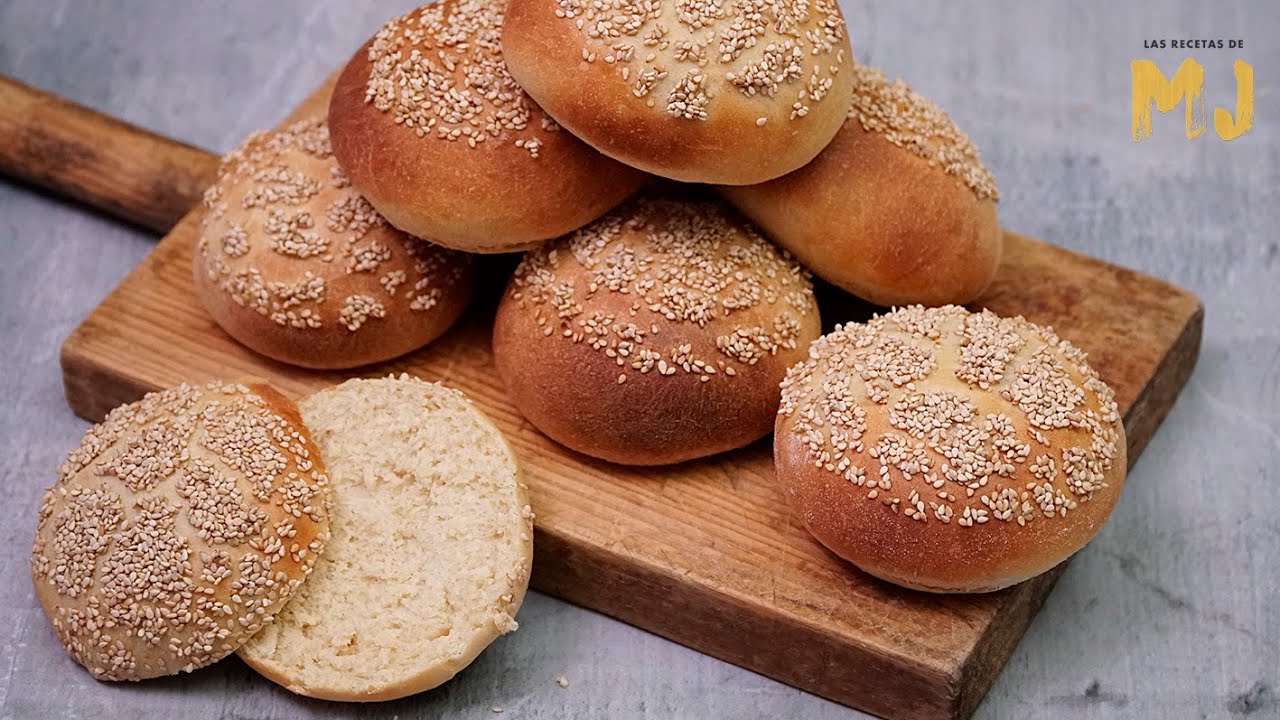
[238,376,532,701]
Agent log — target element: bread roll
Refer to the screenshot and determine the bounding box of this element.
[494,197,821,465]
[238,376,532,701]
[501,0,853,184]
[719,64,1002,307]
[31,382,331,680]
[194,118,473,370]
[775,305,1126,593]
[327,0,648,253]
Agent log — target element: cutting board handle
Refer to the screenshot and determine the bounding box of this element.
[0,75,218,234]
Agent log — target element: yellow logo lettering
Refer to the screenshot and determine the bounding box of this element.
[1214,60,1254,140]
[1132,58,1255,142]
[1132,58,1207,141]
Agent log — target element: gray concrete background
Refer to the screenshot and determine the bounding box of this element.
[1,1,1277,718]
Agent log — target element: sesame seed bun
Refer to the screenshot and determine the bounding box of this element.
[30,381,331,681]
[238,376,532,701]
[326,0,648,254]
[493,196,821,465]
[501,0,854,185]
[775,306,1127,593]
[193,118,474,370]
[718,64,1002,307]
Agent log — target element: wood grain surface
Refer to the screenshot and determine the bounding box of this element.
[0,75,216,234]
[57,80,1203,720]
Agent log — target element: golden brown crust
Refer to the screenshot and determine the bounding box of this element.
[193,118,474,370]
[327,0,648,253]
[775,306,1126,592]
[497,305,802,464]
[501,0,853,184]
[494,197,821,465]
[30,381,331,680]
[718,65,1002,307]
[245,381,310,434]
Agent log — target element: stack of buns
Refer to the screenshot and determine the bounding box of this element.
[191,0,1010,466]
[33,5,1126,695]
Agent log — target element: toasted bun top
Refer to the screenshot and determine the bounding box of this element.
[327,0,648,252]
[31,382,331,680]
[363,0,569,157]
[197,118,470,335]
[846,64,999,202]
[536,0,849,125]
[780,304,1122,534]
[500,0,854,183]
[508,197,816,383]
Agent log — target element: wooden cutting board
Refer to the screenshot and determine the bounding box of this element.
[57,78,1203,720]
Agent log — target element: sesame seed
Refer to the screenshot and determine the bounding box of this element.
[339,294,387,332]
